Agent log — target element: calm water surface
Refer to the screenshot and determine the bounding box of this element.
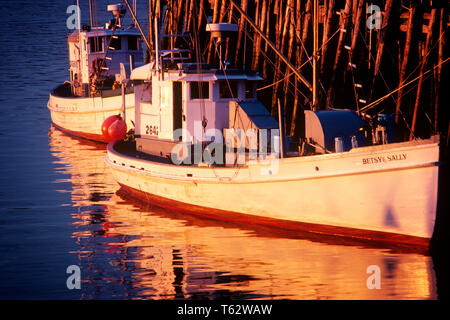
[0,0,443,300]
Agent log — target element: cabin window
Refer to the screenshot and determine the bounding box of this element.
[109,36,121,50]
[128,36,139,51]
[89,37,103,52]
[245,81,256,98]
[219,80,238,99]
[141,82,152,102]
[190,81,209,100]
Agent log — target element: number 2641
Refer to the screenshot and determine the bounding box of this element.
[146,125,159,136]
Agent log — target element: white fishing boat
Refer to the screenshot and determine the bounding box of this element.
[48,3,144,142]
[105,1,441,249]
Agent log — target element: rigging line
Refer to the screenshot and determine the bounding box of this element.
[206,8,251,175]
[287,16,342,105]
[229,0,312,90]
[211,37,238,102]
[360,70,431,113]
[191,0,207,138]
[203,40,244,178]
[226,12,309,100]
[357,27,397,105]
[256,53,318,94]
[269,7,342,103]
[359,57,450,113]
[97,14,122,92]
[220,5,300,100]
[289,9,342,68]
[202,3,239,104]
[400,27,447,86]
[347,50,360,113]
[398,108,415,138]
[363,19,445,109]
[396,73,435,132]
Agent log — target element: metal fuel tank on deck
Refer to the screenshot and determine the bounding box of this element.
[304,110,367,153]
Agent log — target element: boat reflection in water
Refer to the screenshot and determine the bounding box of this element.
[49,126,437,299]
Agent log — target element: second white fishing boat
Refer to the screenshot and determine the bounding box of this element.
[48,3,144,142]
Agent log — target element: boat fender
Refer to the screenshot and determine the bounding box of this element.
[101,115,127,142]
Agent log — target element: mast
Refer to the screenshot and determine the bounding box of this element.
[154,0,160,74]
[312,0,319,110]
[77,0,82,95]
[89,0,94,27]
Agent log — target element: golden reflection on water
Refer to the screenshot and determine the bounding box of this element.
[48,127,437,300]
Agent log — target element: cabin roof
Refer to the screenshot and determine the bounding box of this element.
[68,27,141,42]
[130,63,263,81]
[235,101,279,129]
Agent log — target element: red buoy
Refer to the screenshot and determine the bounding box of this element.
[107,117,127,141]
[101,115,121,141]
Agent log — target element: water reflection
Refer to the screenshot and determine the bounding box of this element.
[48,126,437,299]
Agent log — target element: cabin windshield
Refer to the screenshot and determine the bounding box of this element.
[89,37,103,52]
[128,35,139,51]
[190,81,209,100]
[219,80,238,99]
[108,36,121,50]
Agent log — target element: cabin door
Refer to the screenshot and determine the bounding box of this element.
[173,81,183,139]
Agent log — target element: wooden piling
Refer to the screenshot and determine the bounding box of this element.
[252,0,268,71]
[235,0,248,65]
[270,0,286,115]
[290,0,303,137]
[327,0,352,107]
[207,0,221,64]
[262,0,272,79]
[320,0,335,75]
[344,0,364,81]
[299,0,311,70]
[434,8,445,134]
[410,9,438,140]
[251,0,261,70]
[395,5,415,125]
[283,0,296,112]
[369,0,393,102]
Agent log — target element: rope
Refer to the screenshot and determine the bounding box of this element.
[359,57,450,113]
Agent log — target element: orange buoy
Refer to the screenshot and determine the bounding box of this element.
[101,115,121,142]
[107,117,127,141]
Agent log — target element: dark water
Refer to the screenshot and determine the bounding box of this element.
[0,0,446,300]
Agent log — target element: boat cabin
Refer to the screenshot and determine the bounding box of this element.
[130,62,281,164]
[66,5,144,97]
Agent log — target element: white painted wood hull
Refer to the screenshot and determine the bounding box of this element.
[105,136,440,245]
[48,92,135,142]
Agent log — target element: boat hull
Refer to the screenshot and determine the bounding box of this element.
[106,136,440,247]
[48,91,135,143]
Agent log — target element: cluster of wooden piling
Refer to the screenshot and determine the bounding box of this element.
[145,0,448,142]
